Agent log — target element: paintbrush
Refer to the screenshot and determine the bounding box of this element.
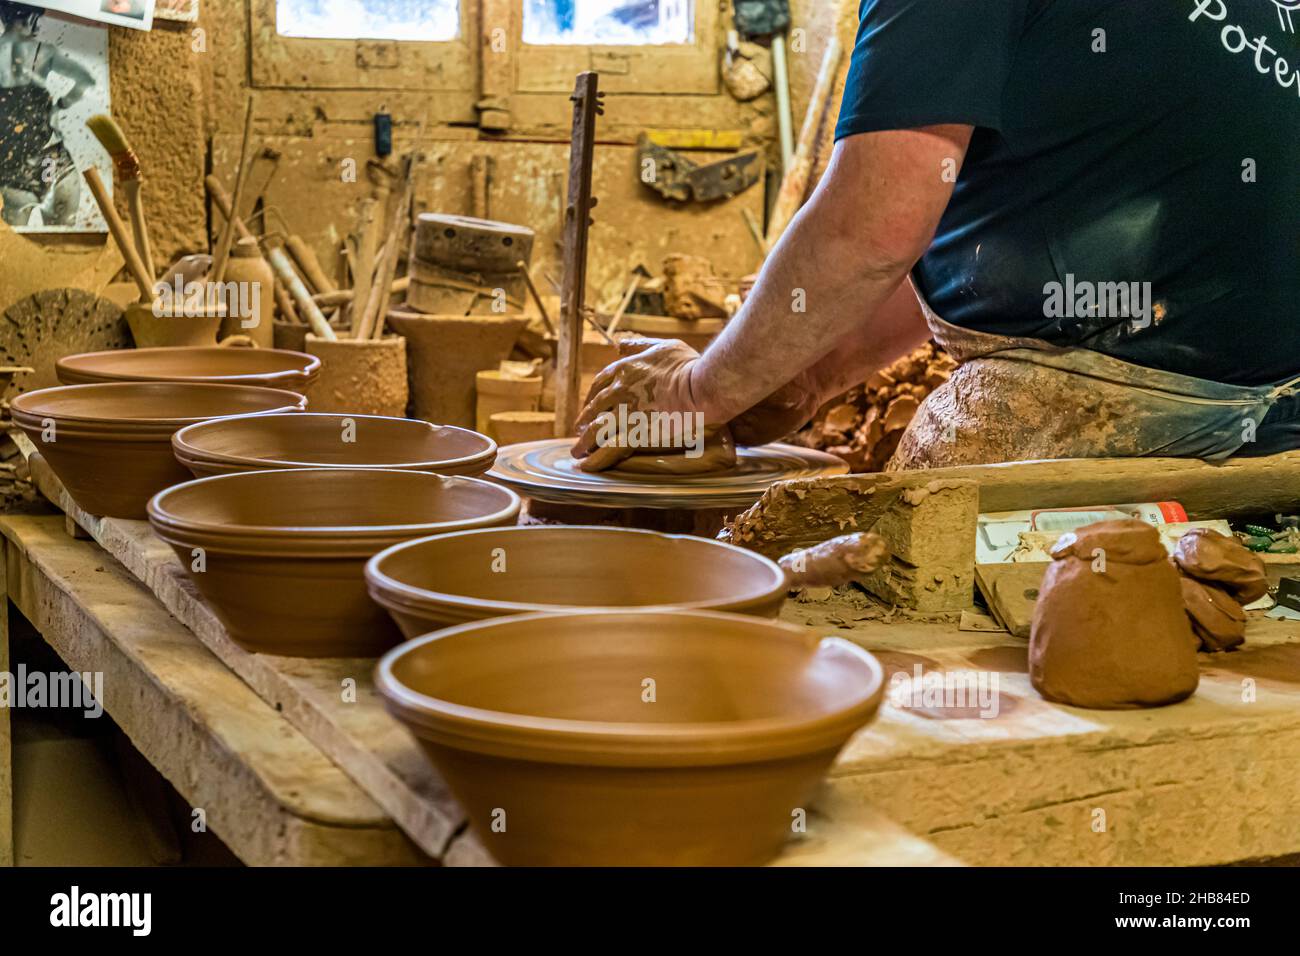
[85,114,155,280]
[82,167,155,301]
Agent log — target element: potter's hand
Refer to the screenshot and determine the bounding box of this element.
[728,374,821,447]
[573,337,705,472]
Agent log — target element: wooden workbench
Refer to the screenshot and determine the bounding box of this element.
[784,597,1300,865]
[18,449,1300,866]
[5,458,956,867]
[0,515,425,866]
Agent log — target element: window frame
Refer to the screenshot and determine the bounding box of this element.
[250,0,477,91]
[251,0,719,97]
[514,0,719,95]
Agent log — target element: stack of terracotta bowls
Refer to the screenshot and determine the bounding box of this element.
[366,525,789,635]
[11,382,307,519]
[172,413,498,478]
[31,344,889,866]
[148,468,521,657]
[56,346,321,390]
[377,609,885,865]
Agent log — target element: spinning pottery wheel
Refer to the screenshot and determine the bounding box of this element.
[488,438,849,511]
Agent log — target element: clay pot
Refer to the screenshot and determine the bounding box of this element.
[376,608,885,866]
[273,318,346,353]
[219,239,276,349]
[475,369,542,435]
[1030,519,1200,709]
[489,410,556,446]
[11,383,307,519]
[174,413,497,478]
[385,309,527,427]
[148,468,522,657]
[56,346,321,391]
[366,525,788,635]
[125,301,226,349]
[304,334,409,417]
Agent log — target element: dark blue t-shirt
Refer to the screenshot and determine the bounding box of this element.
[836,0,1299,386]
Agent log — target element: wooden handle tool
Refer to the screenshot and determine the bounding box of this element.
[83,167,154,301]
[211,99,257,287]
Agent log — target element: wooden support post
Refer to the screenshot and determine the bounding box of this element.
[555,71,602,437]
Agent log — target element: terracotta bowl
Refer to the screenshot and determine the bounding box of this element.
[366,525,788,636]
[11,383,308,519]
[173,413,497,479]
[56,346,320,390]
[148,468,521,657]
[377,609,885,866]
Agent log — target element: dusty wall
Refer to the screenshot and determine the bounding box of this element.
[17,1,862,302]
[107,21,209,260]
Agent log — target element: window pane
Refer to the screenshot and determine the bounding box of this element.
[524,0,693,45]
[276,0,460,41]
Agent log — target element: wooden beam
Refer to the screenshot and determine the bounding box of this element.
[728,451,1300,561]
[477,0,514,131]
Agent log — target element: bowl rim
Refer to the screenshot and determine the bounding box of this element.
[365,524,789,618]
[10,382,309,428]
[374,608,885,766]
[147,467,522,545]
[55,346,322,384]
[171,412,497,472]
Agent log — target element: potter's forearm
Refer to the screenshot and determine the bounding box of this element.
[798,279,932,407]
[691,204,903,422]
[690,127,972,422]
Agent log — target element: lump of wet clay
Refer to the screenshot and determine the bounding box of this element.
[1179,576,1247,652]
[1172,528,1268,603]
[1170,528,1266,652]
[603,426,737,476]
[779,532,889,589]
[1029,519,1199,710]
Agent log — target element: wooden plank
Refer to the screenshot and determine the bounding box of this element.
[29,456,951,867]
[782,595,1300,865]
[0,515,424,867]
[974,563,1043,638]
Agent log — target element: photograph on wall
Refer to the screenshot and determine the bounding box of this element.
[0,2,111,231]
[24,0,154,31]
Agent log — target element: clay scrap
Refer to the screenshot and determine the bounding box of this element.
[1172,528,1268,652]
[1029,519,1199,710]
[792,342,956,472]
[778,531,889,589]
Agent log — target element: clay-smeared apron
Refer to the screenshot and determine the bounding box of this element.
[891,288,1300,470]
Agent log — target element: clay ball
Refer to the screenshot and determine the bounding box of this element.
[1172,528,1268,604]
